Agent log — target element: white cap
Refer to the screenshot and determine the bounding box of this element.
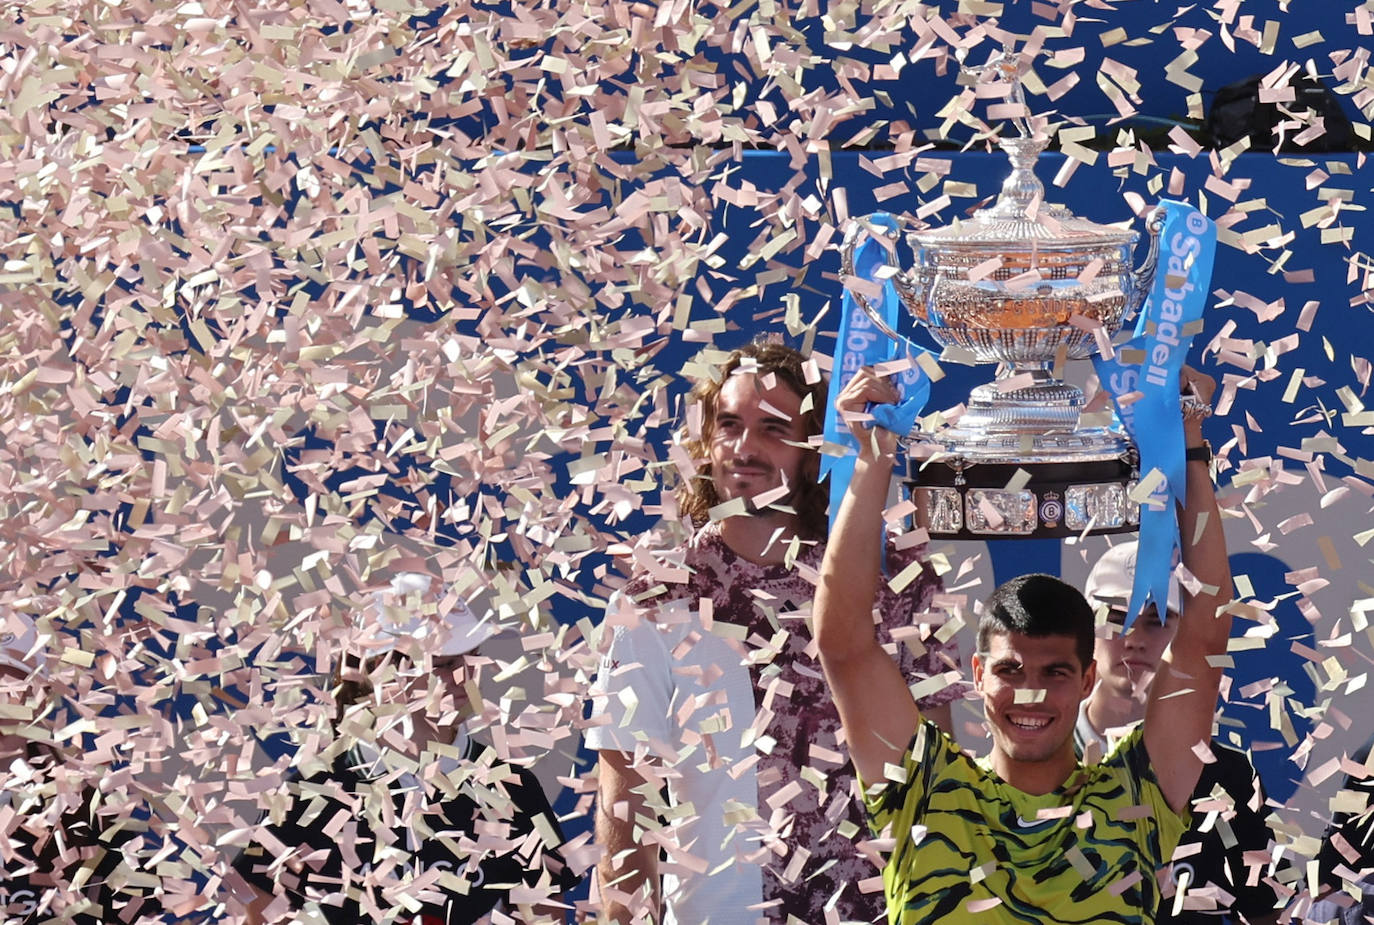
[363,572,495,659]
[0,610,40,675]
[1084,542,1181,616]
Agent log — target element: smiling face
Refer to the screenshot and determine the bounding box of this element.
[339,648,482,756]
[707,372,810,508]
[974,631,1096,790]
[391,651,480,745]
[1093,604,1178,700]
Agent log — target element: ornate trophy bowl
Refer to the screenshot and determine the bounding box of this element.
[841,134,1164,539]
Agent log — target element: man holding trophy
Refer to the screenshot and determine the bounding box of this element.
[816,362,1229,923]
[815,50,1239,922]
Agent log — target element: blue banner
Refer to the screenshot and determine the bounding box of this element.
[1092,201,1216,627]
[822,213,933,535]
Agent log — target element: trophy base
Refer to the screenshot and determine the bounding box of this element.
[904,441,1139,540]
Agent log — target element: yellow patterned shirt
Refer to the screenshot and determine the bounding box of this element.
[864,720,1187,924]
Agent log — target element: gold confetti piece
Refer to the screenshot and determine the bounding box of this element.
[1282,369,1304,403]
[888,558,928,595]
[61,647,95,668]
[1064,845,1098,879]
[1129,470,1167,505]
[707,497,750,522]
[1099,28,1128,47]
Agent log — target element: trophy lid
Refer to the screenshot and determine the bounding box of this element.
[914,136,1138,251]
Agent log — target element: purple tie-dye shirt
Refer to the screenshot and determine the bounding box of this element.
[592,522,959,923]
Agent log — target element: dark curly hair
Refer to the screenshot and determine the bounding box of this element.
[978,573,1096,671]
[677,341,829,541]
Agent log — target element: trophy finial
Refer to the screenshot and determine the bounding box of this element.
[963,43,1033,139]
[991,135,1049,219]
[958,45,1047,217]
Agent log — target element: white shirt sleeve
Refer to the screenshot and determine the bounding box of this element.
[584,616,675,754]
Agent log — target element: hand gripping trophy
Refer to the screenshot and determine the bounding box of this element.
[840,49,1168,539]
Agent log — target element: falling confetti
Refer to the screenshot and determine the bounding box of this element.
[0,0,1371,921]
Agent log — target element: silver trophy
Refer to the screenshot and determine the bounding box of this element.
[841,56,1163,539]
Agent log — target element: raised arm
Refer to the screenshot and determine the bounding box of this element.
[815,368,922,786]
[1144,367,1233,812]
[595,750,659,923]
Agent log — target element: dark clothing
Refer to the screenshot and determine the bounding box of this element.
[1075,724,1280,923]
[2,750,136,924]
[1159,743,1281,924]
[233,738,577,924]
[1315,735,1374,922]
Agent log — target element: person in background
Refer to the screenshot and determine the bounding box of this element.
[0,607,137,923]
[1311,733,1374,924]
[1079,542,1282,924]
[234,573,577,924]
[587,341,960,924]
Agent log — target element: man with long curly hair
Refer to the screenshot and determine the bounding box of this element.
[586,341,958,924]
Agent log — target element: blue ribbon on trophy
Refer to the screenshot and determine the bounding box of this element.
[822,213,933,536]
[1092,201,1216,627]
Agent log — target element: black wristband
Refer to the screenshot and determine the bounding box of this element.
[1185,441,1212,464]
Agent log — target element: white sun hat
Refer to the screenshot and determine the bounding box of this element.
[364,572,495,658]
[1084,541,1181,616]
[0,610,41,675]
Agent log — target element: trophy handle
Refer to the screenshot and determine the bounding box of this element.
[839,215,906,343]
[1123,205,1167,323]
